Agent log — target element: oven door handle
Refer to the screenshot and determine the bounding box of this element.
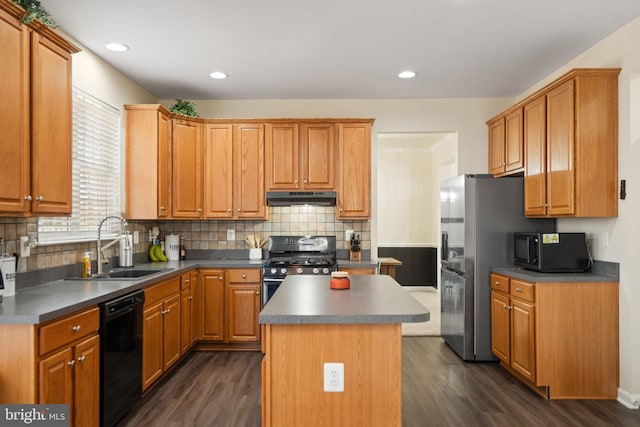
[263,278,285,283]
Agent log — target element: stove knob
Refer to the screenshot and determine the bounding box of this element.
[281,268,287,275]
[312,268,319,274]
[296,268,303,274]
[271,268,277,274]
[323,268,330,274]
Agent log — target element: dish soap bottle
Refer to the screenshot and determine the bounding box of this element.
[82,252,92,278]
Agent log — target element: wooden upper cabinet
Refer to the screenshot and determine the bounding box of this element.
[125,105,172,219]
[0,7,30,214]
[523,96,547,216]
[487,108,523,177]
[301,123,335,189]
[203,124,234,218]
[0,2,78,216]
[265,122,335,191]
[265,123,300,190]
[487,117,505,175]
[172,118,203,219]
[337,122,371,219]
[523,69,619,217]
[233,124,266,219]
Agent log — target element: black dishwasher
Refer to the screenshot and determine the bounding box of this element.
[100,290,145,427]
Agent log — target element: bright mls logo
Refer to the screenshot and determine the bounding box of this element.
[0,405,69,426]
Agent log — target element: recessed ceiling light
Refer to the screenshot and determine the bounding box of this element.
[398,70,416,79]
[105,43,129,52]
[209,71,228,79]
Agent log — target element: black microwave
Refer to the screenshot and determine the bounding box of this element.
[514,232,591,272]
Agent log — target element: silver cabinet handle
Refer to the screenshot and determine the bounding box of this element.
[228,208,232,212]
[237,208,241,212]
[242,274,247,278]
[72,325,81,332]
[159,206,166,211]
[36,196,44,201]
[188,296,193,300]
[68,360,75,366]
[77,355,86,362]
[303,179,308,184]
[515,287,522,292]
[255,291,260,295]
[197,208,202,212]
[24,195,32,201]
[495,281,501,285]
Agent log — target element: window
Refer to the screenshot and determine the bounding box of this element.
[37,88,121,243]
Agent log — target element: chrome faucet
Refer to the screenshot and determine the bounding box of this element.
[96,216,131,275]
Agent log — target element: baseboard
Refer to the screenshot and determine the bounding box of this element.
[617,388,640,409]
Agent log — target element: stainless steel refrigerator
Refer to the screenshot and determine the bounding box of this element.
[440,174,555,361]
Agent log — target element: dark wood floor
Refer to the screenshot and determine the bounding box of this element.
[119,337,640,427]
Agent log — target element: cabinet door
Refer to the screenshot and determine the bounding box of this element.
[524,96,548,216]
[490,291,511,364]
[163,293,181,371]
[157,110,172,217]
[180,287,192,356]
[546,80,575,216]
[172,118,203,218]
[74,334,100,427]
[337,123,371,219]
[142,301,163,391]
[233,124,265,219]
[190,271,200,346]
[511,299,536,382]
[201,270,225,341]
[265,123,299,190]
[488,117,505,175]
[203,124,234,218]
[226,284,261,342]
[504,108,524,172]
[30,32,73,214]
[301,123,335,189]
[0,9,30,213]
[39,347,73,406]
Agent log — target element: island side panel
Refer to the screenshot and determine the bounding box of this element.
[263,323,402,427]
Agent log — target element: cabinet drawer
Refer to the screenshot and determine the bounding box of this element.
[181,271,195,290]
[227,269,261,283]
[490,273,510,293]
[39,307,99,356]
[145,276,181,306]
[510,279,534,302]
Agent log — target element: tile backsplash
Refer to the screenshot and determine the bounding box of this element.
[1,206,370,274]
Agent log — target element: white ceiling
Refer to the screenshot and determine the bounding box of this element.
[41,0,640,100]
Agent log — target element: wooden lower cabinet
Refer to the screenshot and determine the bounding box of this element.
[0,306,100,426]
[142,277,181,391]
[180,270,198,355]
[339,267,376,275]
[490,272,618,399]
[200,268,262,345]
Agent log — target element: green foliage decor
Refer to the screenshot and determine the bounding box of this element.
[12,0,57,28]
[169,99,200,118]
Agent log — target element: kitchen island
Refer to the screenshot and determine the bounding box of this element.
[259,274,428,427]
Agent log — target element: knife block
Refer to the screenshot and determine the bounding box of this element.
[349,249,361,261]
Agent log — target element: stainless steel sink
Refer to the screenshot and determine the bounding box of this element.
[66,268,168,281]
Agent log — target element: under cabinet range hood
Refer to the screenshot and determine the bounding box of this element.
[266,191,337,206]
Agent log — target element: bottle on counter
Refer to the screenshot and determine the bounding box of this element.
[180,237,186,260]
[82,252,92,278]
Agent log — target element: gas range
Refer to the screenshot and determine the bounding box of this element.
[263,235,338,277]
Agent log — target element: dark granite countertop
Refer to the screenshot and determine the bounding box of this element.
[491,265,619,283]
[259,275,429,325]
[0,259,264,325]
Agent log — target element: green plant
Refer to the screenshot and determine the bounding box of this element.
[169,99,199,118]
[12,0,57,28]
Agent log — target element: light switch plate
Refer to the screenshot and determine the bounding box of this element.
[20,236,30,257]
[227,229,236,241]
[345,229,354,241]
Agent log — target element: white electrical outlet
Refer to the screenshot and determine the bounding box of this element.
[133,230,140,244]
[227,229,236,241]
[345,229,354,241]
[324,362,344,392]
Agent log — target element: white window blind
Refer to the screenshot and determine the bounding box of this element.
[37,88,121,244]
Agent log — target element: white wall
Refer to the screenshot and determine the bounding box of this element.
[516,16,640,405]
